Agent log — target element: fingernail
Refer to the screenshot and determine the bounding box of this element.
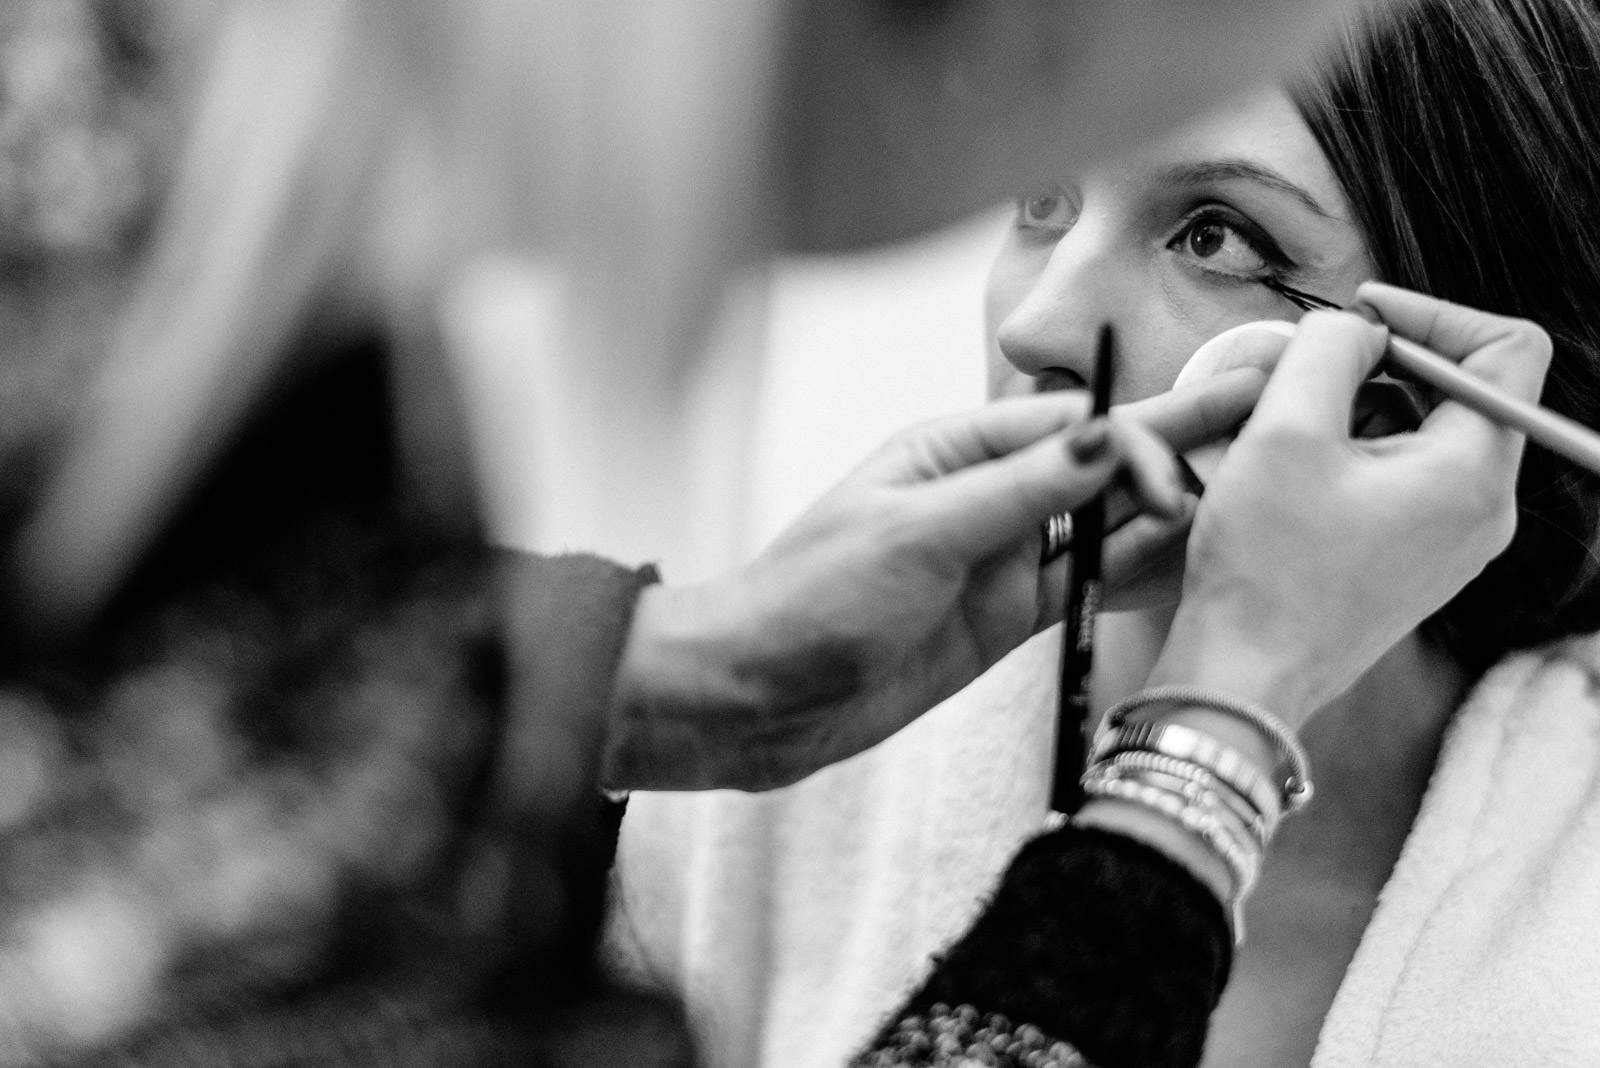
[1152,491,1195,525]
[1154,462,1188,520]
[1348,300,1383,325]
[1356,279,1403,298]
[1067,419,1112,461]
[1174,454,1206,496]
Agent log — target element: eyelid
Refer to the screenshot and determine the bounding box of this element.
[1015,183,1080,234]
[1171,203,1294,272]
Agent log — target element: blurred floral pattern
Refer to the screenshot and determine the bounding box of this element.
[0,0,217,264]
[0,0,222,533]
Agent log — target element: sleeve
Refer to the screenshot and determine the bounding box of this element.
[853,825,1232,1068]
[473,549,660,994]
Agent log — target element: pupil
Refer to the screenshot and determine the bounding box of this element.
[1030,195,1059,220]
[1190,223,1224,257]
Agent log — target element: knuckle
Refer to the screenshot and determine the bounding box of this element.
[874,499,934,564]
[886,418,933,455]
[1507,318,1554,364]
[1481,492,1520,555]
[1451,464,1518,552]
[1489,506,1519,555]
[1298,308,1378,344]
[888,424,947,473]
[998,453,1054,519]
[1241,417,1322,458]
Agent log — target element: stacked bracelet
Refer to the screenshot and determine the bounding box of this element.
[1080,760,1261,940]
[1096,748,1274,847]
[1073,686,1314,943]
[1093,720,1284,833]
[1102,685,1314,810]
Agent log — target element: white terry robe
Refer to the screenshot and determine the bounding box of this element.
[612,625,1600,1068]
[1312,632,1600,1067]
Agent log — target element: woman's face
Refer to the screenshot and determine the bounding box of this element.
[985,90,1373,406]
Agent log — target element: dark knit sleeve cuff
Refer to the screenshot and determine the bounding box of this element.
[492,549,660,803]
[475,550,658,991]
[856,824,1231,1068]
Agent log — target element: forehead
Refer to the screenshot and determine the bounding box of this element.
[1115,89,1346,213]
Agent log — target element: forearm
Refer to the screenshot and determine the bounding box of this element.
[601,579,862,792]
[601,580,766,791]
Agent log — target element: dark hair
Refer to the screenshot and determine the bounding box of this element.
[1292,0,1600,675]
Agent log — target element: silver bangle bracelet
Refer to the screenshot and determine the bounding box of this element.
[1099,749,1278,846]
[1103,685,1314,810]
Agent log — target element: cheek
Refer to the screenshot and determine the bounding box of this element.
[1113,321,1199,403]
[1101,288,1219,406]
[1128,271,1290,400]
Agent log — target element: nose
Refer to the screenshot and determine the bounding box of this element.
[994,223,1126,391]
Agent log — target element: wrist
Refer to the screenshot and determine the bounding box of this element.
[1080,681,1318,942]
[604,583,752,791]
[1147,604,1322,729]
[603,578,860,792]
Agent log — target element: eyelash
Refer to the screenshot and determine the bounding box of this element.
[1014,188,1077,236]
[1168,205,1295,282]
[1012,191,1300,286]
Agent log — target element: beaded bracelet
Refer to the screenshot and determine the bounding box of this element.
[857,1003,1097,1068]
[1103,685,1313,809]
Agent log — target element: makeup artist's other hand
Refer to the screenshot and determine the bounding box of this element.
[604,376,1259,791]
[1149,283,1552,727]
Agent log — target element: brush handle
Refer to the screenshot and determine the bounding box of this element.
[1052,519,1102,814]
[1052,325,1116,815]
[1386,335,1600,475]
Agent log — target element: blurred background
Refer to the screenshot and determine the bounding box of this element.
[0,2,1354,1062]
[0,0,1351,589]
[0,9,991,1059]
[0,0,222,510]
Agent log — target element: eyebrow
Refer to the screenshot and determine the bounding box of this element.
[1161,159,1335,219]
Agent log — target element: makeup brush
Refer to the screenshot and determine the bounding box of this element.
[1050,323,1115,816]
[1264,279,1600,476]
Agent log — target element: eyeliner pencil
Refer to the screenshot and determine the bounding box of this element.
[1051,324,1116,815]
[1266,278,1600,476]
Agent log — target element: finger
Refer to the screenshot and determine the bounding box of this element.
[914,419,1123,559]
[866,391,1095,482]
[1116,366,1268,454]
[1035,554,1070,630]
[1249,310,1390,438]
[1352,379,1427,439]
[1036,491,1198,627]
[1408,341,1551,465]
[1109,416,1186,520]
[1101,497,1197,612]
[1354,284,1553,463]
[1354,280,1551,404]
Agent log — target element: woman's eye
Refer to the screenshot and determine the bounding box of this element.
[1172,215,1270,277]
[1016,188,1076,232]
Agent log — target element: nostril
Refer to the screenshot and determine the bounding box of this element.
[1034,368,1088,393]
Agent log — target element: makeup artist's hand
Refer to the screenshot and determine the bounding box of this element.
[1148,282,1552,727]
[603,373,1262,791]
